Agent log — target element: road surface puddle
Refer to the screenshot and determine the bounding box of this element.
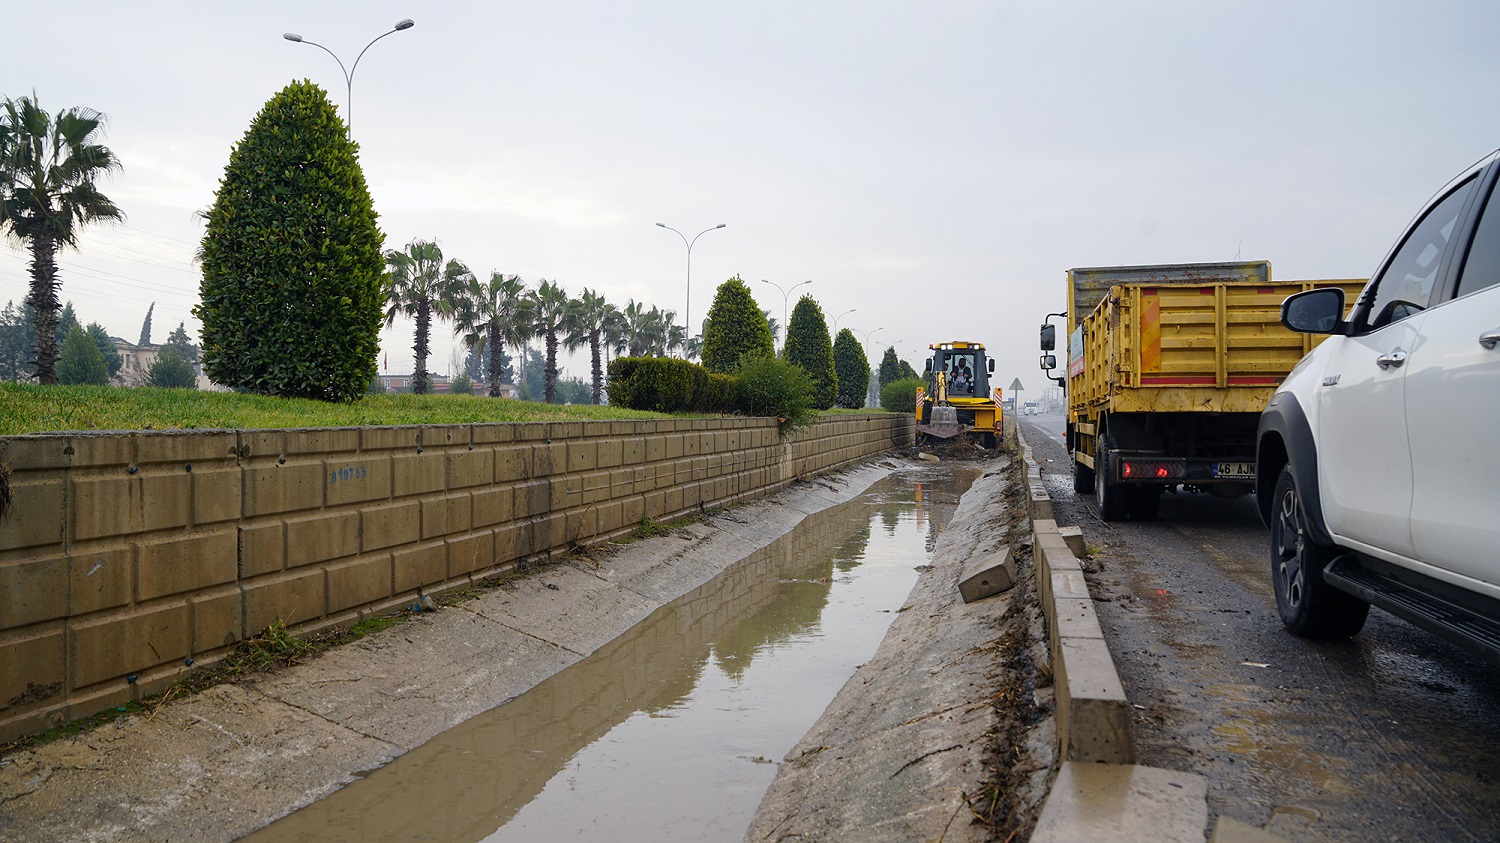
[242,465,977,843]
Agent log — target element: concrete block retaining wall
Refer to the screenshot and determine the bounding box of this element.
[0,413,912,742]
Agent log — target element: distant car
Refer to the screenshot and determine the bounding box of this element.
[1022,402,1040,416]
[1256,148,1500,659]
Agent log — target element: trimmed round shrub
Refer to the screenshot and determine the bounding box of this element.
[701,275,774,374]
[880,377,926,414]
[607,356,704,412]
[734,355,815,432]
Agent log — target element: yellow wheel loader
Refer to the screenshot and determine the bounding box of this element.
[914,341,1003,449]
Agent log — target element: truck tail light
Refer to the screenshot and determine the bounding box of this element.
[1121,460,1183,480]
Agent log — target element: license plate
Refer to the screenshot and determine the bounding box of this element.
[1213,461,1255,479]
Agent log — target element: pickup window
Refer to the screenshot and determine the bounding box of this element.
[1363,175,1477,331]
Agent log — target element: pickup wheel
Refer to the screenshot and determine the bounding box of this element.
[1094,433,1131,521]
[1270,465,1369,638]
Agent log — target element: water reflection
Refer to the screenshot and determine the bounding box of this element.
[243,467,975,843]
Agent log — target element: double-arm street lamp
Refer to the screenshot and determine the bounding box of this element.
[656,222,726,356]
[761,279,811,352]
[854,326,886,365]
[284,18,415,135]
[832,308,856,335]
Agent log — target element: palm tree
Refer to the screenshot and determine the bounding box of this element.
[0,96,124,384]
[527,279,571,403]
[620,299,651,357]
[565,288,619,404]
[764,310,780,348]
[453,270,527,398]
[384,239,464,394]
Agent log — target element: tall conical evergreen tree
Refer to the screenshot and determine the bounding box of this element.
[195,80,384,401]
[783,294,837,410]
[138,301,154,346]
[701,275,774,374]
[832,328,868,409]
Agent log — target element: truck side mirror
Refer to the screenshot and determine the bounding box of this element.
[1281,288,1346,334]
[1040,354,1056,371]
[987,358,995,373]
[1040,323,1055,351]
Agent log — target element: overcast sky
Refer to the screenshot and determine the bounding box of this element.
[4,1,1498,397]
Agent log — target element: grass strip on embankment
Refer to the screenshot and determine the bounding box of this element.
[0,383,672,436]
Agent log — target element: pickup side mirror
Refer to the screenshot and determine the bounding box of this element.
[1281,288,1346,334]
[1040,353,1056,371]
[1040,323,1055,351]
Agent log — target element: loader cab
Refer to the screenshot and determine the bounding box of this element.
[925,342,994,398]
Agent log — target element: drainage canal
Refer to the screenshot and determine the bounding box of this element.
[243,465,979,842]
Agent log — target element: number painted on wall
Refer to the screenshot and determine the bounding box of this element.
[329,465,368,484]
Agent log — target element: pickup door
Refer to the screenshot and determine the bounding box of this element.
[1406,180,1500,588]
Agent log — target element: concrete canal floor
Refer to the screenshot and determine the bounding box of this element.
[0,452,1053,842]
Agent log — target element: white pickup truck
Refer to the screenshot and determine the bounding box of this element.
[1256,148,1500,658]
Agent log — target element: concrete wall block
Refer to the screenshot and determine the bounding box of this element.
[392,451,447,499]
[420,494,472,539]
[243,568,326,634]
[419,425,470,449]
[140,471,193,533]
[138,529,238,601]
[642,436,664,463]
[663,486,684,515]
[242,460,324,517]
[471,424,516,445]
[549,476,582,510]
[1055,636,1134,764]
[471,486,513,528]
[552,422,584,441]
[191,584,243,653]
[360,426,421,452]
[494,446,530,483]
[135,431,239,466]
[446,530,495,577]
[514,480,551,518]
[0,477,64,551]
[284,428,361,455]
[621,495,645,529]
[326,554,394,614]
[1,627,65,710]
[512,423,549,442]
[596,500,624,535]
[393,542,446,594]
[191,467,243,526]
[241,431,284,461]
[0,556,68,629]
[71,474,143,541]
[69,545,134,615]
[609,421,639,437]
[238,521,285,577]
[71,600,190,688]
[325,455,393,506]
[286,511,360,568]
[538,512,567,550]
[567,440,598,473]
[581,470,612,504]
[447,447,494,489]
[565,507,597,544]
[664,434,685,459]
[361,500,421,551]
[643,490,666,520]
[492,522,529,565]
[0,436,71,472]
[531,442,566,477]
[619,437,643,466]
[68,434,136,468]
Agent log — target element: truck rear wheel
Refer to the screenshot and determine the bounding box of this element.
[1094,433,1130,521]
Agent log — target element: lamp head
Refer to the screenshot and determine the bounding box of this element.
[394,19,415,31]
[715,223,726,229]
[656,222,667,228]
[283,33,304,42]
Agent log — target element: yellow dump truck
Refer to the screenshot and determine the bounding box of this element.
[915,341,1003,449]
[1039,261,1362,520]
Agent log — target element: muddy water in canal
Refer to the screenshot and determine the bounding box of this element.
[244,465,978,843]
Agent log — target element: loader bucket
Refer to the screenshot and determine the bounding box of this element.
[917,404,963,439]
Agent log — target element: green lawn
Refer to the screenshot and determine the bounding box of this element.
[0,383,672,437]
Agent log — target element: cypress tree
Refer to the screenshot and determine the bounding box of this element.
[57,325,108,385]
[701,275,774,374]
[832,328,869,409]
[878,346,903,392]
[195,80,384,401]
[783,294,837,410]
[138,301,154,346]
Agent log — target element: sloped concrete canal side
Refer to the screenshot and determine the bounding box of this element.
[745,457,1057,843]
[0,461,902,843]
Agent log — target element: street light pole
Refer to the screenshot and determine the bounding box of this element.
[284,18,415,135]
[760,279,811,352]
[854,326,885,367]
[832,308,856,336]
[656,222,726,356]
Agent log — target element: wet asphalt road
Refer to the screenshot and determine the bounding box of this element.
[1020,414,1500,842]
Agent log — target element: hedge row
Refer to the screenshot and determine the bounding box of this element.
[606,355,818,432]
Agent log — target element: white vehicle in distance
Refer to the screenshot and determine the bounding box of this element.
[1256,148,1500,659]
[1022,401,1040,416]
